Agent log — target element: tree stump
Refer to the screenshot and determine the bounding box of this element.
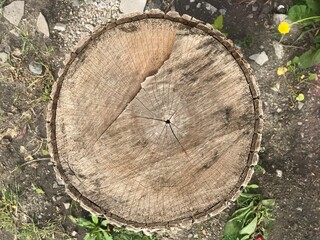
[47,10,263,230]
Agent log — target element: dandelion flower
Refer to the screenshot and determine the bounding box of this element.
[277,67,288,76]
[278,22,291,34]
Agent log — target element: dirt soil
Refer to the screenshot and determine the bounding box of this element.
[0,0,319,240]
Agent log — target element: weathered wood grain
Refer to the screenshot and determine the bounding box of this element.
[47,11,263,230]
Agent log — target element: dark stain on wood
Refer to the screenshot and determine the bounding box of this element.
[197,151,219,172]
[225,106,232,124]
[118,25,138,32]
[214,71,226,79]
[194,61,212,74]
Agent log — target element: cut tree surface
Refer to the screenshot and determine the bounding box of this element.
[47,10,263,229]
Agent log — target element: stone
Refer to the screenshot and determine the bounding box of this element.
[0,52,8,64]
[205,2,217,14]
[71,231,78,237]
[298,102,304,110]
[9,29,20,37]
[63,202,71,209]
[37,12,50,37]
[219,9,227,15]
[273,41,284,59]
[29,61,43,75]
[273,14,288,25]
[247,13,254,18]
[249,51,269,66]
[196,3,201,8]
[85,24,94,32]
[252,5,258,11]
[3,1,24,26]
[54,23,66,32]
[276,169,283,178]
[119,0,146,14]
[296,207,302,211]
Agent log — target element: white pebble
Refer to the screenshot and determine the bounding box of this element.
[276,169,283,178]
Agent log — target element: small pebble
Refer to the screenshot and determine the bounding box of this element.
[0,52,8,64]
[273,14,288,25]
[247,13,253,18]
[56,177,65,185]
[29,61,43,75]
[298,122,303,126]
[63,202,71,209]
[37,12,50,38]
[219,9,227,15]
[249,51,269,66]
[252,5,258,11]
[205,3,217,13]
[273,41,284,59]
[277,108,282,113]
[54,23,67,32]
[276,169,283,178]
[72,231,78,236]
[296,207,302,211]
[196,3,201,8]
[52,182,59,189]
[298,102,304,110]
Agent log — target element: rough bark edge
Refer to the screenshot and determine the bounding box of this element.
[46,9,263,231]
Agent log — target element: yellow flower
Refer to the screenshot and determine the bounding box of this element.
[296,93,305,102]
[278,22,291,34]
[277,67,288,76]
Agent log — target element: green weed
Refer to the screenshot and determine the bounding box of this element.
[279,0,320,68]
[277,56,319,108]
[0,187,70,239]
[223,184,275,240]
[0,0,7,8]
[212,14,228,37]
[70,214,156,240]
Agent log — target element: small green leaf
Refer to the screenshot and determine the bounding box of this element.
[239,216,257,235]
[240,193,260,199]
[299,48,320,69]
[91,215,99,224]
[296,93,305,101]
[69,216,95,229]
[286,60,292,66]
[262,199,276,209]
[83,233,92,240]
[31,183,45,194]
[213,15,224,30]
[292,56,300,64]
[287,5,311,21]
[246,184,259,189]
[101,220,108,227]
[102,230,113,240]
[231,202,254,218]
[254,165,266,174]
[306,0,320,12]
[240,235,250,240]
[41,149,49,155]
[223,219,243,240]
[308,73,318,80]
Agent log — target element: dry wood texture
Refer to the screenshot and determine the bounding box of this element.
[47,10,263,229]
